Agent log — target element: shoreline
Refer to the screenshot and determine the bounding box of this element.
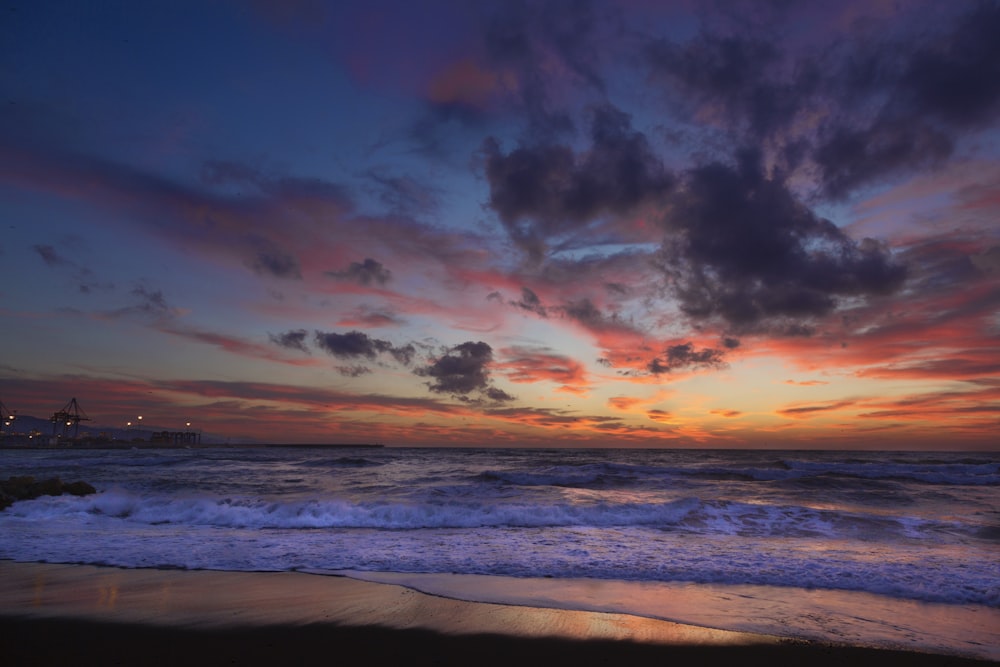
[329,569,1000,661]
[1,561,995,666]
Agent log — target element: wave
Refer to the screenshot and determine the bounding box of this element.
[477,459,1000,489]
[779,460,1000,486]
[4,489,984,544]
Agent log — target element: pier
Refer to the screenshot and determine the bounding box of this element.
[150,430,202,446]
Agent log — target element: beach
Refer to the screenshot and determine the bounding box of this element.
[2,448,996,663]
[0,561,993,666]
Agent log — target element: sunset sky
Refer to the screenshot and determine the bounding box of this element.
[1,0,998,448]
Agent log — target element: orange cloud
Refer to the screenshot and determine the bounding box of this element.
[498,347,589,394]
[426,58,507,109]
[777,399,859,418]
[607,395,643,411]
[646,409,673,423]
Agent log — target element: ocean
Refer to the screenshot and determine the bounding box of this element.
[2,447,998,657]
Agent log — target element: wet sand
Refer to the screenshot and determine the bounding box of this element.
[0,561,992,666]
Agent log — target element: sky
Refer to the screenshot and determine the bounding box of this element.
[1,0,998,449]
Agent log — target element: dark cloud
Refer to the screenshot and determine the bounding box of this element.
[647,343,727,375]
[897,2,1000,128]
[658,150,907,330]
[325,258,392,286]
[641,4,1000,200]
[559,297,633,333]
[485,386,516,402]
[388,343,417,366]
[132,286,171,315]
[33,243,110,293]
[314,330,415,366]
[416,341,512,401]
[106,285,176,322]
[814,4,1000,199]
[34,244,68,266]
[269,329,309,353]
[813,118,952,201]
[483,0,616,139]
[247,240,302,280]
[483,104,674,261]
[644,32,813,141]
[335,365,372,378]
[512,287,548,317]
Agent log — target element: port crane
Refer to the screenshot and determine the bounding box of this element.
[0,398,14,434]
[51,397,90,438]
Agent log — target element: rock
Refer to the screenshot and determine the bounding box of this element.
[62,480,97,496]
[0,476,97,510]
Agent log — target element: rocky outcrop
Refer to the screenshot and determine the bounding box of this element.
[0,476,96,510]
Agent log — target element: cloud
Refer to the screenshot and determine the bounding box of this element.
[335,365,372,377]
[810,5,1000,199]
[2,147,351,284]
[314,330,415,366]
[644,31,809,141]
[646,409,673,423]
[483,104,674,261]
[247,240,302,280]
[607,396,644,411]
[777,399,858,418]
[33,242,112,293]
[336,305,406,328]
[483,405,622,428]
[34,244,69,266]
[269,329,310,353]
[812,119,952,201]
[647,342,727,375]
[511,286,548,317]
[482,0,617,138]
[559,297,633,333]
[415,340,513,401]
[641,3,1000,200]
[499,346,588,393]
[657,150,907,331]
[162,326,318,367]
[110,285,177,321]
[896,3,1000,129]
[325,257,392,286]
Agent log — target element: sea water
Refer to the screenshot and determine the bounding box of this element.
[1,447,998,656]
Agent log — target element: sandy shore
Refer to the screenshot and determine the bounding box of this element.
[0,561,992,666]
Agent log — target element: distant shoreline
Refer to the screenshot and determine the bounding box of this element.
[0,442,384,450]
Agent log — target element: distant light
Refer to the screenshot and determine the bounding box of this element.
[186,422,191,427]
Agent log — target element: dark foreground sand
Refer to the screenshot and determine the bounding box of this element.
[0,561,992,666]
